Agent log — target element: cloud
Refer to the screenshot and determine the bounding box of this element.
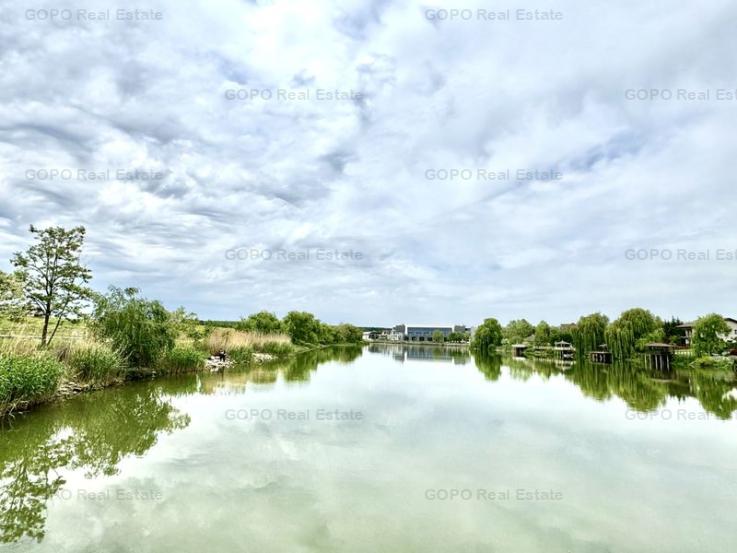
[1,0,736,325]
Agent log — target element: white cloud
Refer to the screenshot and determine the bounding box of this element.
[1,0,736,325]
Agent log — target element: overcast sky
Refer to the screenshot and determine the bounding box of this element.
[1,0,736,326]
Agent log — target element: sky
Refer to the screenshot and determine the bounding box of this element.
[1,0,736,327]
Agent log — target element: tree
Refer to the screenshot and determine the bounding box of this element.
[91,287,175,367]
[283,311,321,344]
[534,321,551,345]
[470,318,503,354]
[448,331,469,343]
[692,314,730,357]
[432,330,445,343]
[333,323,363,344]
[0,270,26,320]
[11,226,92,346]
[663,317,685,345]
[237,311,284,334]
[503,319,535,344]
[605,308,662,359]
[573,313,609,354]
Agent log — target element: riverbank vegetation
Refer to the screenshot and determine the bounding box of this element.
[474,308,736,371]
[0,225,364,417]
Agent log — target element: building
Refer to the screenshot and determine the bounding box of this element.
[405,325,453,341]
[677,317,737,346]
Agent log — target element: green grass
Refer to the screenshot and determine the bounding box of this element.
[228,346,254,369]
[0,353,65,416]
[58,342,126,384]
[255,341,295,356]
[157,346,207,375]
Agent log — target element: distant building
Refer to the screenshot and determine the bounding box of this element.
[405,325,453,342]
[677,317,737,346]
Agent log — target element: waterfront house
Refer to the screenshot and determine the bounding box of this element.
[677,317,737,346]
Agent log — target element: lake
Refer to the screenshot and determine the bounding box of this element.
[1,345,736,552]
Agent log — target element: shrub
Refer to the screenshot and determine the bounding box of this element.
[62,343,125,383]
[0,353,65,415]
[91,287,176,368]
[228,346,253,368]
[157,346,206,375]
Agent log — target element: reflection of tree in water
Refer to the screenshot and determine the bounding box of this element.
[283,346,362,382]
[473,353,502,381]
[484,355,737,417]
[688,369,737,420]
[0,387,190,544]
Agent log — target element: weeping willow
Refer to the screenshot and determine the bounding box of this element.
[572,313,608,354]
[605,308,662,360]
[605,322,636,359]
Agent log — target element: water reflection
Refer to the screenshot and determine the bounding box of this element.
[485,352,737,419]
[0,388,190,544]
[1,344,734,548]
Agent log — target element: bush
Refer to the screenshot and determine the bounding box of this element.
[91,287,176,368]
[0,353,65,415]
[62,343,125,383]
[228,346,253,368]
[157,346,206,375]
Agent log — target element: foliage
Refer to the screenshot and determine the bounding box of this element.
[91,287,175,368]
[0,270,27,320]
[205,327,292,354]
[432,330,445,343]
[11,226,93,346]
[503,319,535,344]
[156,345,206,375]
[228,346,254,368]
[447,331,469,343]
[470,318,504,354]
[237,311,284,334]
[663,317,685,345]
[693,314,730,356]
[605,308,662,359]
[170,307,205,340]
[61,342,125,384]
[283,311,322,344]
[0,353,65,416]
[572,313,609,354]
[534,321,552,345]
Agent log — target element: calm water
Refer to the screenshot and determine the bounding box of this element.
[1,345,736,552]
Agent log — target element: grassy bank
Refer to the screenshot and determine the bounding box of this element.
[0,322,349,417]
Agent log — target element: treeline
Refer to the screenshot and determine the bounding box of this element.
[234,310,363,346]
[471,308,735,362]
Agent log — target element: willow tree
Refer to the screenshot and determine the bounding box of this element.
[605,308,662,359]
[572,313,609,354]
[11,226,92,346]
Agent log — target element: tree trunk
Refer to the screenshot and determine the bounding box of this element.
[41,306,51,347]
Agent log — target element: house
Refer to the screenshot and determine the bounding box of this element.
[677,317,737,346]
